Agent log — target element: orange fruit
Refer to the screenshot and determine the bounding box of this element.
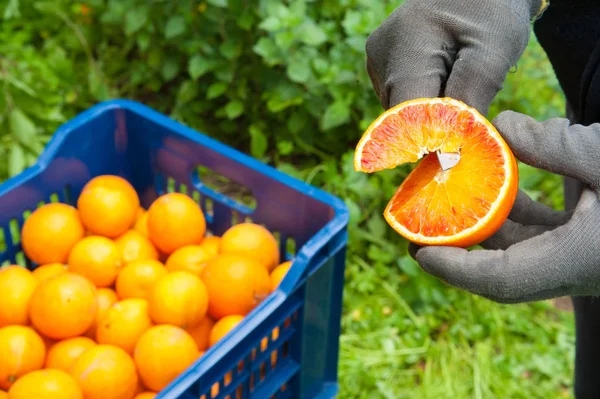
[7,369,82,399]
[165,242,218,276]
[134,325,199,392]
[201,254,271,319]
[115,259,167,300]
[0,390,6,399]
[0,325,46,390]
[82,175,139,205]
[186,316,215,352]
[135,380,145,395]
[134,393,157,399]
[353,97,519,247]
[220,223,280,271]
[70,344,138,399]
[96,298,153,355]
[148,271,208,329]
[45,336,96,371]
[201,236,221,254]
[21,203,85,265]
[114,230,159,264]
[29,272,97,340]
[85,288,118,340]
[67,235,123,287]
[134,212,149,238]
[209,315,244,347]
[147,193,206,254]
[0,266,37,327]
[270,261,292,291]
[41,335,57,353]
[77,175,140,238]
[32,263,68,282]
[134,206,145,223]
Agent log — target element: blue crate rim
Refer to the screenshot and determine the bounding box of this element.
[0,98,349,257]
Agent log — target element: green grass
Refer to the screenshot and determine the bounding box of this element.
[338,256,574,399]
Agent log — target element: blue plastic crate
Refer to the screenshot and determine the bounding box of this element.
[0,100,349,399]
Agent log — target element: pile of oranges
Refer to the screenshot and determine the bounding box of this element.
[0,175,292,399]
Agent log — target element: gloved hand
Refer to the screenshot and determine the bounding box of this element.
[366,0,547,115]
[410,111,600,304]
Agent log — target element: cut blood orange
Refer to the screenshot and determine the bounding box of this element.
[354,97,518,247]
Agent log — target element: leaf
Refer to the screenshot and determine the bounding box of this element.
[125,7,148,36]
[398,257,420,277]
[346,36,366,52]
[9,108,37,145]
[270,3,290,19]
[274,31,296,51]
[165,15,186,39]
[276,140,294,155]
[253,38,281,66]
[265,84,304,113]
[341,10,363,36]
[8,143,25,177]
[219,41,241,60]
[312,58,329,75]
[3,0,20,20]
[289,0,307,21]
[161,57,179,81]
[4,74,36,97]
[344,198,361,226]
[259,16,281,32]
[207,0,227,7]
[224,100,244,119]
[10,96,64,122]
[236,10,254,30]
[321,101,351,130]
[137,32,151,51]
[177,80,198,104]
[249,125,268,158]
[367,244,394,263]
[207,82,227,99]
[147,48,163,70]
[297,20,327,46]
[366,214,386,238]
[287,61,311,83]
[88,68,110,101]
[188,55,219,79]
[287,111,307,134]
[215,64,234,83]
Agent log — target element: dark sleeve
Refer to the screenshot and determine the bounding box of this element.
[533,0,600,124]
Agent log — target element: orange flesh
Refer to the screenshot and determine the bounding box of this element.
[359,102,509,239]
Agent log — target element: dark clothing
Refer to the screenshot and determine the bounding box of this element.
[534,0,600,125]
[534,1,600,397]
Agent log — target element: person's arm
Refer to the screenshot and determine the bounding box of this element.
[411,111,600,304]
[366,0,548,115]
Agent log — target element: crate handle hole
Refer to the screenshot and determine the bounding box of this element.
[0,229,6,253]
[9,219,20,246]
[192,166,257,211]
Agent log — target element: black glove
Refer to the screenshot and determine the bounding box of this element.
[366,0,547,115]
